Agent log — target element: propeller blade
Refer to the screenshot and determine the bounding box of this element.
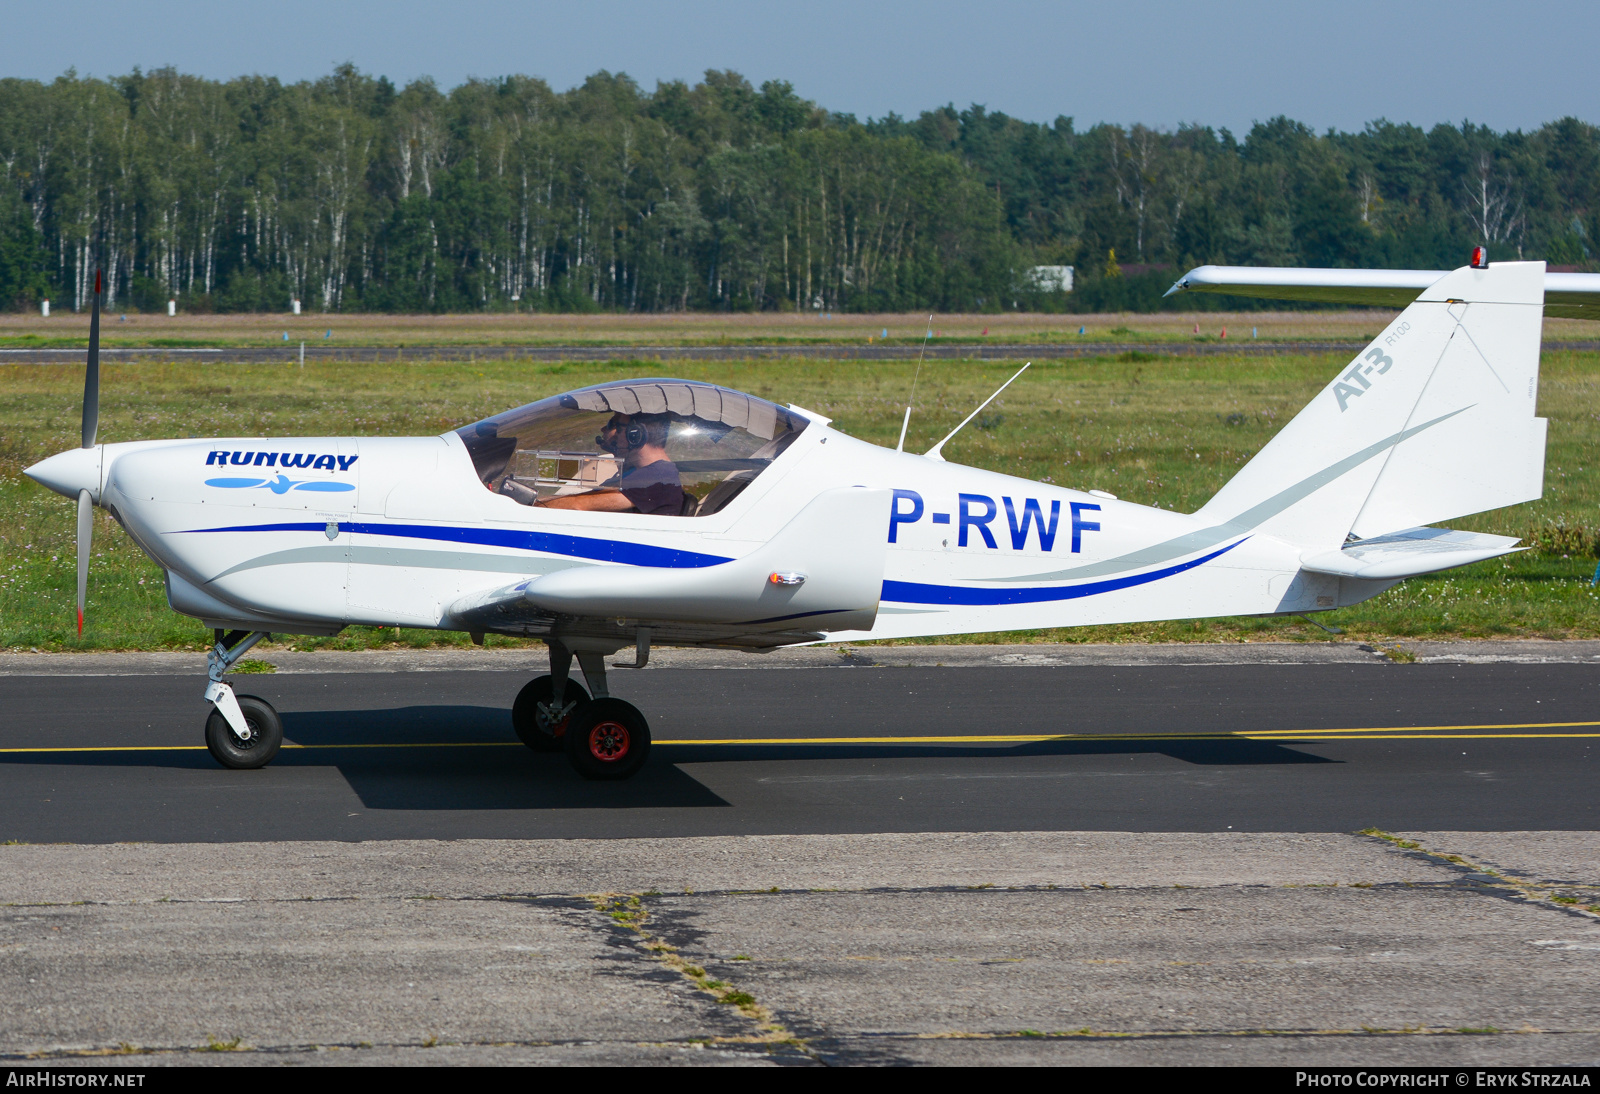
[76,488,92,637]
[81,269,100,449]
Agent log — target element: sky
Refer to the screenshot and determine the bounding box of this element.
[5,0,1596,135]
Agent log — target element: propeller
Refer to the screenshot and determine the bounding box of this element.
[77,488,91,637]
[77,269,101,637]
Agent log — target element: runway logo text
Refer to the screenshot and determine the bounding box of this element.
[205,451,357,471]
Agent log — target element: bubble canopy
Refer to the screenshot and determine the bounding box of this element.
[456,379,810,517]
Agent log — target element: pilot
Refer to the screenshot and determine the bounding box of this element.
[533,412,686,515]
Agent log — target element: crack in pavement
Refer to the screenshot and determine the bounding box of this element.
[584,892,820,1065]
[1361,829,1600,919]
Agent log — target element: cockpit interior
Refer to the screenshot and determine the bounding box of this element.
[457,379,809,517]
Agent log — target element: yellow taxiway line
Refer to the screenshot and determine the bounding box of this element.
[1242,720,1600,735]
[0,720,1596,754]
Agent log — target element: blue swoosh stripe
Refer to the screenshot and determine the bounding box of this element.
[881,539,1247,606]
[173,521,734,569]
[173,522,1245,604]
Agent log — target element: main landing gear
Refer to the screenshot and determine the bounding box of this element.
[202,629,283,769]
[513,637,652,780]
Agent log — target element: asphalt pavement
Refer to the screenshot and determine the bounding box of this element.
[1,648,1596,842]
[3,646,1598,1066]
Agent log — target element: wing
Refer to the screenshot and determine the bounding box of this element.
[1165,264,1600,320]
[446,486,891,651]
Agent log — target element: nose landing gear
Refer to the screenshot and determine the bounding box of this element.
[202,629,282,769]
[513,639,651,779]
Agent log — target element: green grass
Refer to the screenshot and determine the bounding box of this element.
[0,336,222,349]
[0,331,1343,349]
[3,350,1600,651]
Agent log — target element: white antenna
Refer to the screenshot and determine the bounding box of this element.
[896,314,934,452]
[924,362,1030,462]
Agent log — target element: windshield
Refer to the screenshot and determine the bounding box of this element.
[456,378,809,517]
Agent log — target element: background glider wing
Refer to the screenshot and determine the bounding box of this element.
[1165,265,1600,320]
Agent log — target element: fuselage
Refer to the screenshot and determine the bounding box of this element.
[30,403,1391,646]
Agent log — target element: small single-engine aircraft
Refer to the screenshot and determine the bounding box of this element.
[24,255,1599,779]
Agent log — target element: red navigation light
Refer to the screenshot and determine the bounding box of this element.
[1470,246,1488,269]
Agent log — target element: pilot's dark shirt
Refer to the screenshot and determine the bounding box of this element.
[617,459,685,515]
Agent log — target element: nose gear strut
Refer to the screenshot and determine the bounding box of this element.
[200,629,284,770]
[204,629,268,741]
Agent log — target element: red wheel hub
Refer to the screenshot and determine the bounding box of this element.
[588,721,631,762]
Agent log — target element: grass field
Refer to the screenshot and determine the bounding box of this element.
[2,342,1598,652]
[5,309,1598,350]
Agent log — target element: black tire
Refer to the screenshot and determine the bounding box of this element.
[512,675,590,753]
[204,695,284,770]
[564,698,651,781]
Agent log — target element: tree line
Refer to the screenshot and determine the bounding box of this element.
[0,65,1595,314]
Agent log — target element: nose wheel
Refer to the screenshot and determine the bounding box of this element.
[202,629,284,770]
[205,695,284,769]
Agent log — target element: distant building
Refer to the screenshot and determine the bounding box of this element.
[1027,265,1074,292]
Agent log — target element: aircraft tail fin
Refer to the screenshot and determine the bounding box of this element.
[1193,261,1547,549]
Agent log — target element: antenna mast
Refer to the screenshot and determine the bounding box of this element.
[925,362,1030,462]
[896,314,934,452]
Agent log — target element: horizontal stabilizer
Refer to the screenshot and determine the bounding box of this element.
[1299,527,1523,580]
[1164,264,1600,321]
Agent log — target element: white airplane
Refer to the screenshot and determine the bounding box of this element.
[23,256,1587,780]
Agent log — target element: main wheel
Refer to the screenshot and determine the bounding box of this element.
[565,698,651,781]
[204,695,284,770]
[512,675,590,752]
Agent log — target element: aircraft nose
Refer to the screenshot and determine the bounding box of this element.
[24,446,103,501]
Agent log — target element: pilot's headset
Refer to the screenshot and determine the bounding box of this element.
[598,416,644,451]
[598,414,666,452]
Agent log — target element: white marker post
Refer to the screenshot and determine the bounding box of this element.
[300,342,305,369]
[41,299,49,317]
[291,298,301,315]
[167,299,175,317]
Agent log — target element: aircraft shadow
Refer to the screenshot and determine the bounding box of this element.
[656,737,1340,766]
[273,705,1337,768]
[288,704,733,810]
[0,705,1336,812]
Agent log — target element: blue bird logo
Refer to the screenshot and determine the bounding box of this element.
[204,475,354,493]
